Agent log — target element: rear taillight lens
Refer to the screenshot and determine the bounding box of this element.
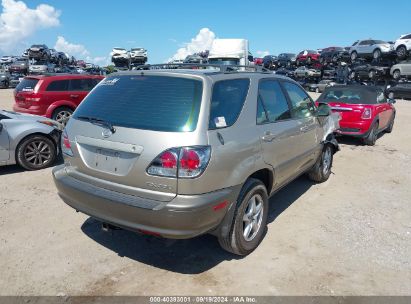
[147,146,211,179]
[61,129,73,156]
[362,108,372,119]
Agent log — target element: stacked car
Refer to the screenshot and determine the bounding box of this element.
[111,47,148,68]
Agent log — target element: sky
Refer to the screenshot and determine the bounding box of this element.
[0,0,410,65]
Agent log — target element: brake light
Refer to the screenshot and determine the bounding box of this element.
[362,108,372,119]
[62,129,73,156]
[147,146,211,179]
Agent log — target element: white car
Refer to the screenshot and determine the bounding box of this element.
[393,33,411,60]
[0,55,17,64]
[349,39,393,61]
[111,47,129,62]
[129,47,147,64]
[29,61,55,74]
[390,61,411,80]
[294,66,321,78]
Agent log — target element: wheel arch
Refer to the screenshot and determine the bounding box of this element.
[45,100,77,119]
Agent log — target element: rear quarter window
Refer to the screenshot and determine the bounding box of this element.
[15,78,39,92]
[209,79,250,129]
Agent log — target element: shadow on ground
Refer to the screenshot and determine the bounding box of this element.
[0,155,63,176]
[81,175,314,274]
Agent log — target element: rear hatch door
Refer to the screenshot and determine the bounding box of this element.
[65,74,205,202]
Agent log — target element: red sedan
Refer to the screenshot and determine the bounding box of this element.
[296,50,320,65]
[316,85,396,145]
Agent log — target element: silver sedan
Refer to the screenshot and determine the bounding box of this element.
[0,110,62,170]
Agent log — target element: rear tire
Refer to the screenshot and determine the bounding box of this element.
[307,145,333,183]
[350,51,358,62]
[363,122,379,146]
[373,49,381,60]
[385,114,395,133]
[218,178,268,256]
[392,69,401,80]
[396,46,407,60]
[52,106,73,126]
[16,135,57,171]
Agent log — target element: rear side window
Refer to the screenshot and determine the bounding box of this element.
[257,80,291,124]
[70,78,100,91]
[15,78,39,92]
[282,82,316,119]
[73,75,203,132]
[209,79,250,129]
[319,89,378,104]
[46,80,69,91]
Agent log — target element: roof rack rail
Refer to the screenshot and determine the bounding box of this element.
[132,63,272,73]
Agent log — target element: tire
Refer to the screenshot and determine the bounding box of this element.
[363,121,379,146]
[373,49,381,60]
[396,46,407,60]
[4,81,9,89]
[350,51,357,62]
[16,135,57,170]
[392,69,401,80]
[307,145,333,183]
[52,106,73,126]
[218,178,268,256]
[369,70,376,80]
[385,114,395,133]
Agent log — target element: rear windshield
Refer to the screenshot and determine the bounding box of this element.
[15,78,39,92]
[318,88,378,104]
[73,75,203,132]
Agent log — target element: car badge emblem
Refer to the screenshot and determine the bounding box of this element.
[102,128,112,138]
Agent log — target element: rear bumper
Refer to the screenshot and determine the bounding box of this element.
[53,165,241,239]
[335,121,372,137]
[12,104,48,117]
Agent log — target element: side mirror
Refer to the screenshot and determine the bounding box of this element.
[317,104,331,116]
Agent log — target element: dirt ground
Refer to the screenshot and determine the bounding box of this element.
[0,88,410,296]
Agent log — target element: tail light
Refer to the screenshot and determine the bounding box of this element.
[147,146,211,179]
[362,108,372,119]
[61,129,73,156]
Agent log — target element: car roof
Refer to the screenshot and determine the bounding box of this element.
[110,68,294,82]
[24,74,104,80]
[323,84,382,92]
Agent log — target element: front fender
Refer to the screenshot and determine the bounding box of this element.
[45,100,77,118]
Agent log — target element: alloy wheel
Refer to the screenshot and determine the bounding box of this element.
[322,147,332,176]
[24,140,52,166]
[243,194,264,242]
[55,110,72,125]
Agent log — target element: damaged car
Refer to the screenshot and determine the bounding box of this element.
[53,68,339,256]
[317,85,395,145]
[0,110,62,170]
[28,44,51,61]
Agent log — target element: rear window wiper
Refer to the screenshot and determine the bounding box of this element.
[76,116,116,133]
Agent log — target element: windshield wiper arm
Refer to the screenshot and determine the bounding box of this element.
[76,116,116,133]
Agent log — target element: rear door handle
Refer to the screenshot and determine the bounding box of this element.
[70,94,79,98]
[262,132,276,142]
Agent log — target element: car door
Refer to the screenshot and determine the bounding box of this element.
[357,40,369,55]
[256,79,302,187]
[281,81,321,173]
[0,120,9,162]
[375,90,393,129]
[44,79,71,105]
[68,78,99,107]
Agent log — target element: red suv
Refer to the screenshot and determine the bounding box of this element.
[13,74,104,124]
[316,85,396,145]
[296,50,320,65]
